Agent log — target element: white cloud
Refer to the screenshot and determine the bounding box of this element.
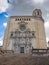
[46,37,49,42]
[3,22,7,28]
[44,19,49,44]
[46,14,49,17]
[4,14,9,17]
[33,0,45,4]
[0,0,9,13]
[44,19,49,28]
[0,38,3,46]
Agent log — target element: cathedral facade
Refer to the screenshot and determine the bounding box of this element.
[3,9,47,54]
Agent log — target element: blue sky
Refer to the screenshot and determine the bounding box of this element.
[0,12,8,45]
[0,0,49,46]
[0,12,7,37]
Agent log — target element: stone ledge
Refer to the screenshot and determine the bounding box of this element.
[0,49,49,56]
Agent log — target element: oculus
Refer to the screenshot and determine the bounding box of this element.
[19,24,26,31]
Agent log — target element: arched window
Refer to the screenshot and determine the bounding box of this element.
[37,11,39,15]
[11,33,13,37]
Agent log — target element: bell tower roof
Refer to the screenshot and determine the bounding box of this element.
[33,9,42,17]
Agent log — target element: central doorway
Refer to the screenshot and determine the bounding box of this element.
[20,47,24,53]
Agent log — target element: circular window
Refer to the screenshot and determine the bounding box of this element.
[19,24,26,31]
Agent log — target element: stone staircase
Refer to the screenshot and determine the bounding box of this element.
[0,53,49,65]
[0,49,49,65]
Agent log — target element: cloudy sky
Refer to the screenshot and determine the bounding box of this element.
[0,0,49,46]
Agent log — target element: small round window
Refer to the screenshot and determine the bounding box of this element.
[19,24,26,31]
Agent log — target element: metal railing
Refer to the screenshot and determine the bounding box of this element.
[32,49,49,56]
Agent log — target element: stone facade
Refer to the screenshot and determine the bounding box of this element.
[3,9,47,54]
[0,46,2,50]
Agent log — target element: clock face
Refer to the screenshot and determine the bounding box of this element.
[19,24,26,31]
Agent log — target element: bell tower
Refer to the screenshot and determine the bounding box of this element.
[33,9,42,17]
[32,9,47,49]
